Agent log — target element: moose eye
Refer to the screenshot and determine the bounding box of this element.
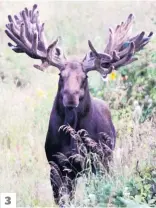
[59,73,64,81]
[59,73,63,78]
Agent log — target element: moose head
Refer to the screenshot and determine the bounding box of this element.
[5,4,153,110]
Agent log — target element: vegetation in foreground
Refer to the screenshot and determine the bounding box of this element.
[0,1,156,207]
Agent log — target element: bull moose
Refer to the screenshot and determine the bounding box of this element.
[5,4,153,204]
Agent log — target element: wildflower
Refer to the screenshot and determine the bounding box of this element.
[108,71,117,81]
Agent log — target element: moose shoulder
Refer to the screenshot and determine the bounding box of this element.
[5,4,153,204]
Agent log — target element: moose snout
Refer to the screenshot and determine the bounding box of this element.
[63,90,79,108]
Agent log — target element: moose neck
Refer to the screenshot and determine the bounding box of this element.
[55,80,91,129]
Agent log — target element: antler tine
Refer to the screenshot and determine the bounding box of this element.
[130,31,153,52]
[113,42,135,68]
[105,14,134,55]
[5,4,67,71]
[118,14,133,39]
[88,40,112,60]
[8,42,24,53]
[104,28,114,54]
[5,4,47,60]
[88,40,99,56]
[21,5,47,52]
[83,13,153,77]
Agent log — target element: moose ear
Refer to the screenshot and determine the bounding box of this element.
[47,47,66,67]
[47,39,66,69]
[82,51,96,71]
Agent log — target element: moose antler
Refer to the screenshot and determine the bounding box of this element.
[83,14,153,78]
[5,4,66,71]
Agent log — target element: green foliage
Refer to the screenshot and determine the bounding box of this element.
[71,168,156,207]
[89,45,156,124]
[119,49,156,122]
[85,41,156,208]
[126,167,156,207]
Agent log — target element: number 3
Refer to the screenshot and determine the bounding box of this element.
[5,196,11,205]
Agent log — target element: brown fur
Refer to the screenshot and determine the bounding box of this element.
[45,61,116,203]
